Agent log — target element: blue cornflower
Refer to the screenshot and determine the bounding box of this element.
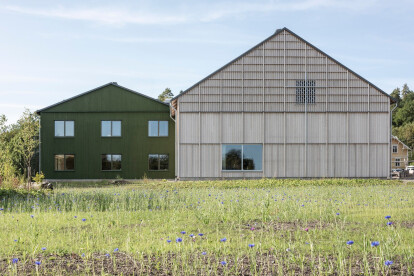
[41,247,46,251]
[114,248,119,252]
[336,213,340,215]
[248,244,255,248]
[384,260,393,266]
[189,234,194,237]
[180,231,186,234]
[221,261,227,266]
[346,240,354,245]
[202,252,207,255]
[385,215,391,219]
[82,218,86,222]
[198,233,204,236]
[387,221,393,226]
[81,253,85,257]
[105,253,110,257]
[167,239,171,243]
[30,215,34,218]
[176,238,182,243]
[14,240,17,242]
[35,261,41,265]
[220,238,227,242]
[12,258,18,264]
[371,241,380,247]
[74,216,77,218]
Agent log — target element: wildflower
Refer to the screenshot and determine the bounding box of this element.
[105,253,110,257]
[41,247,46,251]
[250,227,255,231]
[385,215,391,219]
[35,261,41,265]
[202,252,207,255]
[176,238,182,243]
[336,213,340,215]
[30,215,34,218]
[384,260,393,266]
[248,244,255,248]
[189,234,194,238]
[14,240,17,242]
[198,233,204,236]
[167,239,171,243]
[82,218,86,222]
[221,261,227,266]
[12,258,18,264]
[114,248,119,252]
[180,231,186,234]
[304,228,309,232]
[387,221,393,226]
[220,238,227,242]
[81,253,85,257]
[74,216,77,218]
[371,241,380,247]
[346,240,354,245]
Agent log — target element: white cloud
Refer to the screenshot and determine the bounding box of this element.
[4,0,379,25]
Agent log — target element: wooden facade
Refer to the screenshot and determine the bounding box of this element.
[171,28,394,179]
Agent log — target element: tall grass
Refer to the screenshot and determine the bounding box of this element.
[0,179,413,275]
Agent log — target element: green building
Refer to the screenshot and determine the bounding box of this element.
[36,82,175,180]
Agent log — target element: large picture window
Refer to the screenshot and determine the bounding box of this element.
[102,154,122,171]
[101,121,121,137]
[148,154,169,171]
[54,154,75,171]
[296,80,315,104]
[222,144,262,171]
[55,121,74,137]
[148,121,168,137]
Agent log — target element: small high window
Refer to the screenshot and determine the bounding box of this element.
[222,144,262,171]
[101,121,121,137]
[148,121,168,137]
[392,145,398,153]
[55,154,75,171]
[55,121,74,137]
[296,80,315,104]
[148,154,169,171]
[101,154,122,171]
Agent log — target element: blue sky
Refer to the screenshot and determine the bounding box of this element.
[1,0,413,123]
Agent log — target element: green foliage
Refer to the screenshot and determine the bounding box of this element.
[158,88,174,102]
[32,172,45,184]
[0,180,412,274]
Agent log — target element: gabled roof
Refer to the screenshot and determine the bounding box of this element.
[36,82,167,114]
[172,27,395,103]
[392,136,411,150]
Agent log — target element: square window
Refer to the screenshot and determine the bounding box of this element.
[148,121,168,137]
[55,154,75,171]
[101,121,121,137]
[55,121,74,137]
[148,154,169,170]
[102,154,122,170]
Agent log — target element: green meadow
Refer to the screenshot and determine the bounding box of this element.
[0,179,413,275]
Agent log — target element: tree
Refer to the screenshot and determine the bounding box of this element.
[158,88,174,102]
[12,109,39,188]
[401,83,413,99]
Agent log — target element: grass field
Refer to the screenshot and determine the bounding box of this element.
[0,179,413,275]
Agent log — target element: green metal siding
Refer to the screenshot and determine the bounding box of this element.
[39,84,175,179]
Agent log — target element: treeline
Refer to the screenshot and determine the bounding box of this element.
[0,109,39,187]
[391,84,414,161]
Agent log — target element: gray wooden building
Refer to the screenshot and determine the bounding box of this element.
[170,28,394,179]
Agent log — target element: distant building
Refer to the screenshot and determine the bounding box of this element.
[391,136,411,170]
[170,27,394,179]
[37,83,175,180]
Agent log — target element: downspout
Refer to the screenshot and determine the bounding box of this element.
[169,101,178,180]
[390,103,397,178]
[39,115,41,174]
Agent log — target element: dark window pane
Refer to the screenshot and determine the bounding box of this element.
[112,155,122,170]
[101,121,111,136]
[55,121,64,137]
[243,145,262,170]
[112,121,121,137]
[65,155,75,170]
[159,121,168,136]
[55,155,64,171]
[148,121,158,136]
[149,154,159,170]
[222,145,242,170]
[159,154,169,170]
[65,121,74,136]
[102,154,112,170]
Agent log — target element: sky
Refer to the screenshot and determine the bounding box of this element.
[1,0,413,123]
